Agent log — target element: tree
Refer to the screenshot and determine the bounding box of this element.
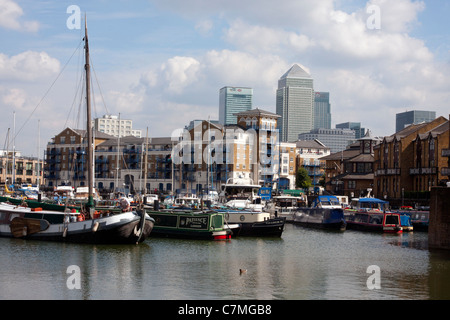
[296,167,312,189]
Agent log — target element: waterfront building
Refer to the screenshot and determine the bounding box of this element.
[44,109,292,197]
[276,64,314,142]
[235,108,282,188]
[219,86,253,125]
[374,116,448,201]
[396,110,436,133]
[278,142,297,190]
[44,128,115,189]
[298,128,355,153]
[314,92,331,130]
[296,140,330,186]
[336,122,366,140]
[410,121,449,191]
[92,114,142,138]
[0,151,43,187]
[321,131,380,198]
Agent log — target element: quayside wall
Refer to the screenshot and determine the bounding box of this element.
[429,187,450,250]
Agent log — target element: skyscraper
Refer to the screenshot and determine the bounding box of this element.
[314,92,331,129]
[336,122,366,139]
[219,86,253,125]
[276,64,314,142]
[396,110,436,132]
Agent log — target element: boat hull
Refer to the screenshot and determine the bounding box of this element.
[149,211,232,240]
[0,204,154,244]
[293,208,346,231]
[235,218,285,237]
[345,212,403,234]
[221,209,286,237]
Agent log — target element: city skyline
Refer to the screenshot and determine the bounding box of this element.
[1,0,449,157]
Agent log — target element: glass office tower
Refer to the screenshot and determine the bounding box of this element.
[276,64,314,142]
[219,87,253,125]
[314,92,331,129]
[336,122,366,139]
[396,110,436,132]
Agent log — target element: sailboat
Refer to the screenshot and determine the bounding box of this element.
[0,18,155,244]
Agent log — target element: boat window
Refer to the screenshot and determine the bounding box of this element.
[369,215,382,224]
[385,215,399,225]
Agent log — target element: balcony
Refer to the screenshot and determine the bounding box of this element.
[386,168,401,175]
[375,168,400,176]
[409,167,438,175]
[442,149,450,157]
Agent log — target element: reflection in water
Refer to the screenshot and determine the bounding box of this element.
[1,226,450,300]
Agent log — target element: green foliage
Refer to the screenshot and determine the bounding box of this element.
[296,167,312,189]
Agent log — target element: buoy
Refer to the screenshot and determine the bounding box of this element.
[92,221,99,232]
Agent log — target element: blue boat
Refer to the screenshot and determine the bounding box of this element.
[400,214,414,232]
[395,206,429,231]
[292,195,346,231]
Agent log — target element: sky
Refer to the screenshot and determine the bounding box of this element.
[1,0,449,157]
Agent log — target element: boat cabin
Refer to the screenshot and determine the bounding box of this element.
[349,198,389,212]
[310,195,341,209]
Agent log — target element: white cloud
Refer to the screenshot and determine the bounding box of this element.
[160,56,201,94]
[366,0,425,33]
[1,87,27,109]
[0,51,60,81]
[0,0,39,32]
[145,0,449,136]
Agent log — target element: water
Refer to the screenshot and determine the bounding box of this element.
[1,224,450,300]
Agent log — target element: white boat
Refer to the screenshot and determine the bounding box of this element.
[265,194,307,222]
[171,194,201,209]
[142,194,159,206]
[219,178,265,212]
[74,186,101,201]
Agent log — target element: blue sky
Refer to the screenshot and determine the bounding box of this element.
[1,0,449,156]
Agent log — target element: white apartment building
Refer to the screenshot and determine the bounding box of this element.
[92,114,142,138]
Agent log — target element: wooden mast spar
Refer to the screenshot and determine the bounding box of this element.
[84,15,95,211]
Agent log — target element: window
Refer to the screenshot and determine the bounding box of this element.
[348,180,356,189]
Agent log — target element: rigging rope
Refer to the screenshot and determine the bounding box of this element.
[14,39,84,140]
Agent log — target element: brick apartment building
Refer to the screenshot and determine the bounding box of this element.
[374,116,449,201]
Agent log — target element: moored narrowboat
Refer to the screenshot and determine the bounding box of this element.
[220,209,285,237]
[292,195,346,231]
[345,198,402,233]
[149,210,232,240]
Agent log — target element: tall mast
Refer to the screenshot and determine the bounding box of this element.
[144,127,149,195]
[84,15,94,208]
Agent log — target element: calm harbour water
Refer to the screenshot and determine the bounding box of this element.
[1,224,450,300]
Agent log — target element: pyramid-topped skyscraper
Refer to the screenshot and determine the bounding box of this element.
[276,64,314,142]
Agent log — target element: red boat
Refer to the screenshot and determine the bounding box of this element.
[345,198,402,234]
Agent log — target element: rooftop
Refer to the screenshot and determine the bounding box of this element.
[280,64,312,79]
